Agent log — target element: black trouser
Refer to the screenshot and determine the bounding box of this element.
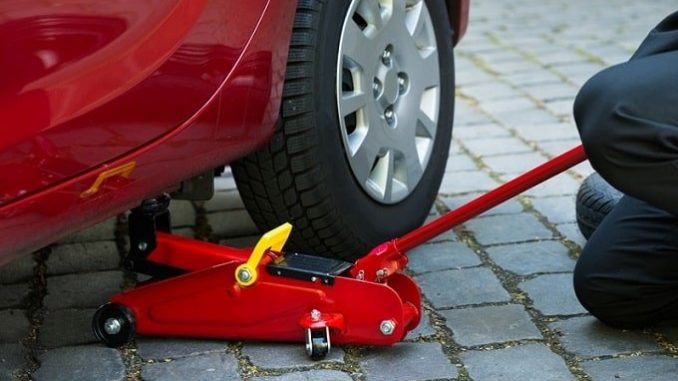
[573,11,678,328]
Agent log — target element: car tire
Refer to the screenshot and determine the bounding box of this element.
[232,0,455,260]
[575,172,623,239]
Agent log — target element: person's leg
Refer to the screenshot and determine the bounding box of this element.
[573,196,678,328]
[573,16,678,216]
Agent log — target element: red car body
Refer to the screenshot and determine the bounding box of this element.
[0,0,469,265]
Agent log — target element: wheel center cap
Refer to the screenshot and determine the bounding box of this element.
[382,68,399,105]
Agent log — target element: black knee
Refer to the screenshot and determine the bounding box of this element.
[573,246,650,329]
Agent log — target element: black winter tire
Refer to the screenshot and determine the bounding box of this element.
[232,0,455,260]
[575,172,623,239]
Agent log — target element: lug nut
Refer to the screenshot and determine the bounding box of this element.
[398,73,409,93]
[381,46,393,65]
[380,320,396,335]
[384,107,395,124]
[373,79,382,96]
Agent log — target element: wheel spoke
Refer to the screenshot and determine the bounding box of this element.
[340,91,367,117]
[342,20,374,72]
[404,0,425,37]
[357,0,385,31]
[417,108,437,138]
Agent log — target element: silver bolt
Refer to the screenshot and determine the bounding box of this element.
[104,318,122,335]
[380,320,396,336]
[237,268,252,282]
[384,108,395,124]
[311,309,321,322]
[398,74,408,93]
[381,48,392,65]
[137,241,148,251]
[373,79,382,95]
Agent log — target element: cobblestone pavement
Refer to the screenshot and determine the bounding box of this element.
[3,1,678,380]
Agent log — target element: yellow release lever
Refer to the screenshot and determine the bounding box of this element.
[81,161,136,198]
[235,223,293,287]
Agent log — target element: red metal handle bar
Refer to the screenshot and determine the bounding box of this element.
[396,144,587,252]
[352,145,587,281]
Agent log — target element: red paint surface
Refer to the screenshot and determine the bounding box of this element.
[0,0,297,263]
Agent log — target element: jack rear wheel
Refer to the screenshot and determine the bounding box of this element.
[305,327,331,360]
[92,303,136,348]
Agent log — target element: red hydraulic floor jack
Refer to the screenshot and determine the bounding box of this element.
[93,145,587,359]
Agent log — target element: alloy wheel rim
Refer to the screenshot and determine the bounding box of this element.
[336,0,441,204]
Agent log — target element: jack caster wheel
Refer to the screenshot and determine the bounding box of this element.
[92,303,136,348]
[305,327,331,361]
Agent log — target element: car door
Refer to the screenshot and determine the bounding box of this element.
[0,0,268,205]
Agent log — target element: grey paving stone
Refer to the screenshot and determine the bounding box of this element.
[479,97,536,115]
[461,344,573,381]
[483,152,548,175]
[531,196,577,224]
[445,154,478,172]
[556,223,587,248]
[59,218,117,243]
[537,138,581,158]
[0,343,24,380]
[545,99,576,117]
[493,108,560,128]
[172,227,195,238]
[254,370,352,381]
[465,213,553,246]
[0,310,29,343]
[523,82,578,101]
[487,60,544,75]
[550,316,660,358]
[406,310,436,340]
[428,229,458,243]
[486,241,575,275]
[439,171,498,195]
[207,209,258,238]
[571,161,596,180]
[214,172,236,191]
[204,190,245,213]
[463,137,533,157]
[519,274,586,316]
[0,283,29,309]
[442,304,541,347]
[43,271,123,309]
[137,338,228,360]
[219,235,261,248]
[243,342,343,369]
[524,175,580,197]
[442,194,524,216]
[141,352,239,381]
[513,123,579,143]
[460,82,521,101]
[582,356,678,381]
[416,268,510,308]
[407,243,480,274]
[40,309,98,348]
[360,342,457,381]
[0,256,34,284]
[504,70,564,86]
[168,200,196,227]
[453,123,511,140]
[34,346,125,381]
[47,242,119,275]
